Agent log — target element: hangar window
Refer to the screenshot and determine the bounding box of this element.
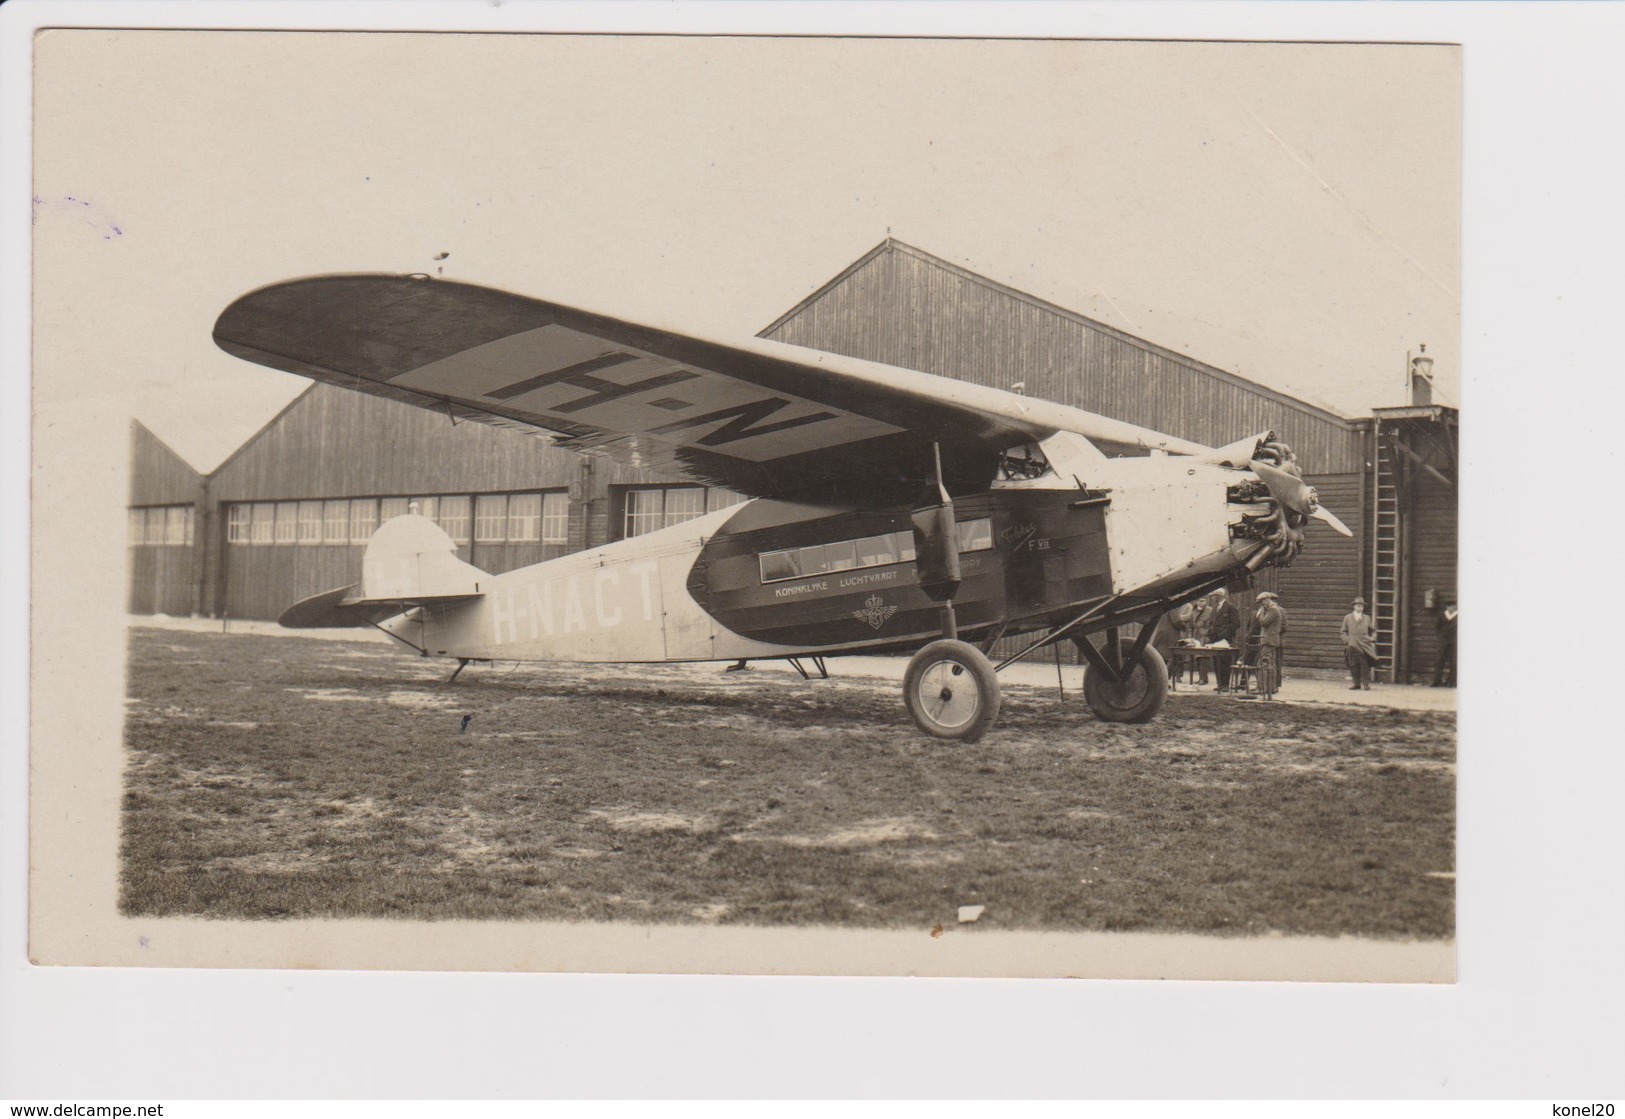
[757,519,990,584]
[541,493,569,545]
[437,496,470,544]
[410,496,439,522]
[621,485,709,539]
[474,495,508,542]
[298,502,324,544]
[272,502,298,544]
[250,504,275,544]
[167,506,192,546]
[349,499,378,543]
[130,505,194,546]
[323,501,350,544]
[226,505,251,544]
[507,494,541,541]
[380,497,412,522]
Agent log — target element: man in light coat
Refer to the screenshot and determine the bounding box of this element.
[1340,596,1378,690]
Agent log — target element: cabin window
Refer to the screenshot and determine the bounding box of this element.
[957,518,994,553]
[759,550,802,582]
[824,539,858,572]
[757,518,991,584]
[541,493,569,545]
[349,499,378,543]
[854,534,897,567]
[437,496,470,544]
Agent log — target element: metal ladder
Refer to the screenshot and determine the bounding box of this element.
[1370,422,1401,681]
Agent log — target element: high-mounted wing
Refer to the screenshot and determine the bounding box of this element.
[214,274,1208,503]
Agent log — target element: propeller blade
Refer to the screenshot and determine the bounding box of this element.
[1250,458,1317,516]
[1309,506,1354,537]
[1197,430,1274,469]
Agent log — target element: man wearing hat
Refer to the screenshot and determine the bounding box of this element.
[1340,596,1378,690]
[1251,591,1286,700]
[1206,587,1243,693]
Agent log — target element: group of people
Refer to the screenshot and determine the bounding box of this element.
[1152,586,1284,698]
[1152,586,1457,697]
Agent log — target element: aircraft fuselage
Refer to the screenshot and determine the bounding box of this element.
[379,473,1244,665]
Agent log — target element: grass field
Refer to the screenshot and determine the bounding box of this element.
[121,628,1455,937]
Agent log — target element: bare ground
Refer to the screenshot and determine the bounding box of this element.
[121,628,1455,936]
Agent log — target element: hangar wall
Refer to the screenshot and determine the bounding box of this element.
[127,421,205,616]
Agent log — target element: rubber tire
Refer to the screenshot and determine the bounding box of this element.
[903,639,1002,743]
[1083,643,1170,724]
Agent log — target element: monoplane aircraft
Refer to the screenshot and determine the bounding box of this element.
[214,274,1350,741]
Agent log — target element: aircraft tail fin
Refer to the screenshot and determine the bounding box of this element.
[277,514,487,628]
[357,513,487,602]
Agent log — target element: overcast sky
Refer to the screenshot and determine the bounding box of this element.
[34,32,1459,472]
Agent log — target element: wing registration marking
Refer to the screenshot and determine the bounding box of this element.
[386,324,904,462]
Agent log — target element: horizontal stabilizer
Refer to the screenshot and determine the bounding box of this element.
[278,585,407,629]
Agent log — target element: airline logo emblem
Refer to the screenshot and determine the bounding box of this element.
[853,594,897,631]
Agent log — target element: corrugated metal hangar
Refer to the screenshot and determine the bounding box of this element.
[128,239,1458,680]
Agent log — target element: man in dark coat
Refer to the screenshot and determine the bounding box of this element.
[1432,597,1458,687]
[1205,587,1243,693]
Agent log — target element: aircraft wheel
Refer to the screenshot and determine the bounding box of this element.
[903,639,1001,742]
[1083,644,1169,724]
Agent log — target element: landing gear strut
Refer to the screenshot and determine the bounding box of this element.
[1075,631,1169,723]
[901,442,1000,740]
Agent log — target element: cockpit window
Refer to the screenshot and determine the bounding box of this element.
[996,443,1052,481]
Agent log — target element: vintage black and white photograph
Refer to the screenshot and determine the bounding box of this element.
[31,29,1460,981]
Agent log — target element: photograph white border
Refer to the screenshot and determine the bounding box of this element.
[5,0,1621,1100]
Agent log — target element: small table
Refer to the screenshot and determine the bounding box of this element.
[1168,645,1234,691]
